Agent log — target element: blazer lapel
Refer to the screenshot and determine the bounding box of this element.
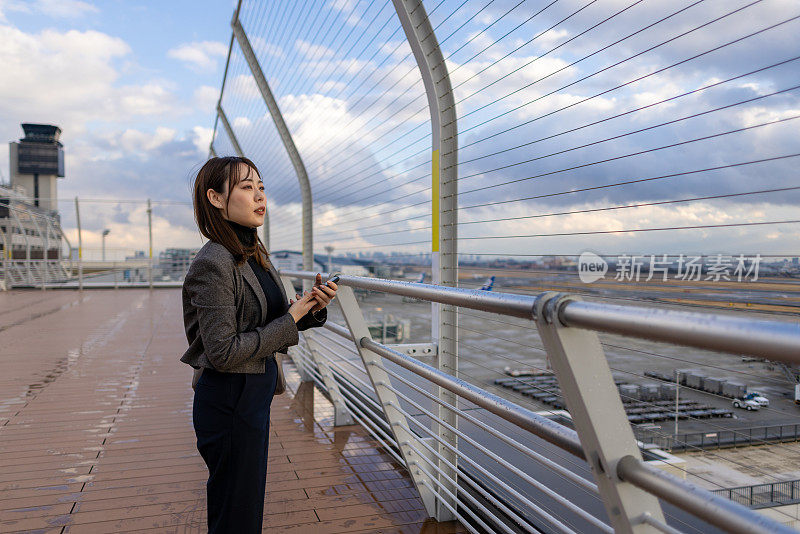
[239,260,268,325]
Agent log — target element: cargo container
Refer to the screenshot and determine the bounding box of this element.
[640,383,660,401]
[660,383,677,400]
[675,368,698,385]
[703,377,727,395]
[685,373,707,390]
[722,381,747,399]
[619,384,640,401]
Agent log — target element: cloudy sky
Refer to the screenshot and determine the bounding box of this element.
[0,0,233,258]
[2,0,798,261]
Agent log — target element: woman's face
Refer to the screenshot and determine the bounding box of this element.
[207,162,266,228]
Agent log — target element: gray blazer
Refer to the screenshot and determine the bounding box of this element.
[181,240,325,374]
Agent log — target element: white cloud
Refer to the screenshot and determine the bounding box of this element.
[0,0,97,20]
[193,85,219,110]
[232,116,251,129]
[167,40,228,71]
[0,23,185,138]
[251,36,283,59]
[117,127,177,154]
[227,73,259,100]
[192,126,213,155]
[296,40,335,59]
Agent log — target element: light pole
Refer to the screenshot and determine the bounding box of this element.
[325,245,334,274]
[102,229,110,261]
[674,370,681,449]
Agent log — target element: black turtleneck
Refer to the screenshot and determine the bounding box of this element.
[227,220,287,324]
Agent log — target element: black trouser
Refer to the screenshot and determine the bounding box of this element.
[192,359,278,533]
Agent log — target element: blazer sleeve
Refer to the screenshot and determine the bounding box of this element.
[296,307,327,331]
[184,255,299,371]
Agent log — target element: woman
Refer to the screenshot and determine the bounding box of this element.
[181,156,336,533]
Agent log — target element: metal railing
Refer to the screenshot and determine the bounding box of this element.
[280,269,800,534]
[713,479,800,509]
[635,423,800,452]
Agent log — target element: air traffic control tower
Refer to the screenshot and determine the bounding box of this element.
[8,123,65,213]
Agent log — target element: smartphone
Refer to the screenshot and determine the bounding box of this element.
[325,275,340,287]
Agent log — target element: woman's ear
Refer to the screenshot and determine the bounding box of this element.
[206,188,225,210]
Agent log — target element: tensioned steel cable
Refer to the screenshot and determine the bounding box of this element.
[260,0,385,110]
[312,0,776,192]
[313,148,799,238]
[250,0,412,203]
[449,346,800,517]
[304,0,590,190]
[269,0,376,90]
[445,11,800,154]
[308,2,769,205]
[456,153,800,211]
[269,0,458,173]
[298,0,563,177]
[455,186,800,228]
[318,88,798,212]
[306,0,695,188]
[316,187,800,241]
[260,3,450,205]
[442,0,726,125]
[230,0,347,158]
[322,3,778,194]
[330,219,800,250]
[451,116,800,201]
[309,56,798,231]
[456,56,799,166]
[223,0,797,327]
[454,110,799,194]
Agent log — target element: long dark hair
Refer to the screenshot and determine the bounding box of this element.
[192,156,269,269]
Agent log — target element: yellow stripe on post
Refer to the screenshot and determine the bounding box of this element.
[432,149,440,253]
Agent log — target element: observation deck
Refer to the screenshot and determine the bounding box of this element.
[0,289,465,533]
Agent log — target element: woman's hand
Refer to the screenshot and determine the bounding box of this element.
[309,273,337,313]
[288,291,317,323]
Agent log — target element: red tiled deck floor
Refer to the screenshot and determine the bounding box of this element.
[0,289,466,533]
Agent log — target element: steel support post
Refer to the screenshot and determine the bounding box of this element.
[232,13,314,293]
[336,284,438,516]
[147,198,153,290]
[277,274,352,425]
[392,0,458,519]
[2,222,9,290]
[306,331,355,426]
[28,212,46,290]
[535,293,665,533]
[208,30,232,163]
[9,207,31,284]
[75,197,83,290]
[216,103,271,251]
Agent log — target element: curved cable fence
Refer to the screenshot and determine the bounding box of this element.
[208,1,800,533]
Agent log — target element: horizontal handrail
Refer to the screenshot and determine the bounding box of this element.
[283,270,537,318]
[560,300,800,364]
[284,270,800,363]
